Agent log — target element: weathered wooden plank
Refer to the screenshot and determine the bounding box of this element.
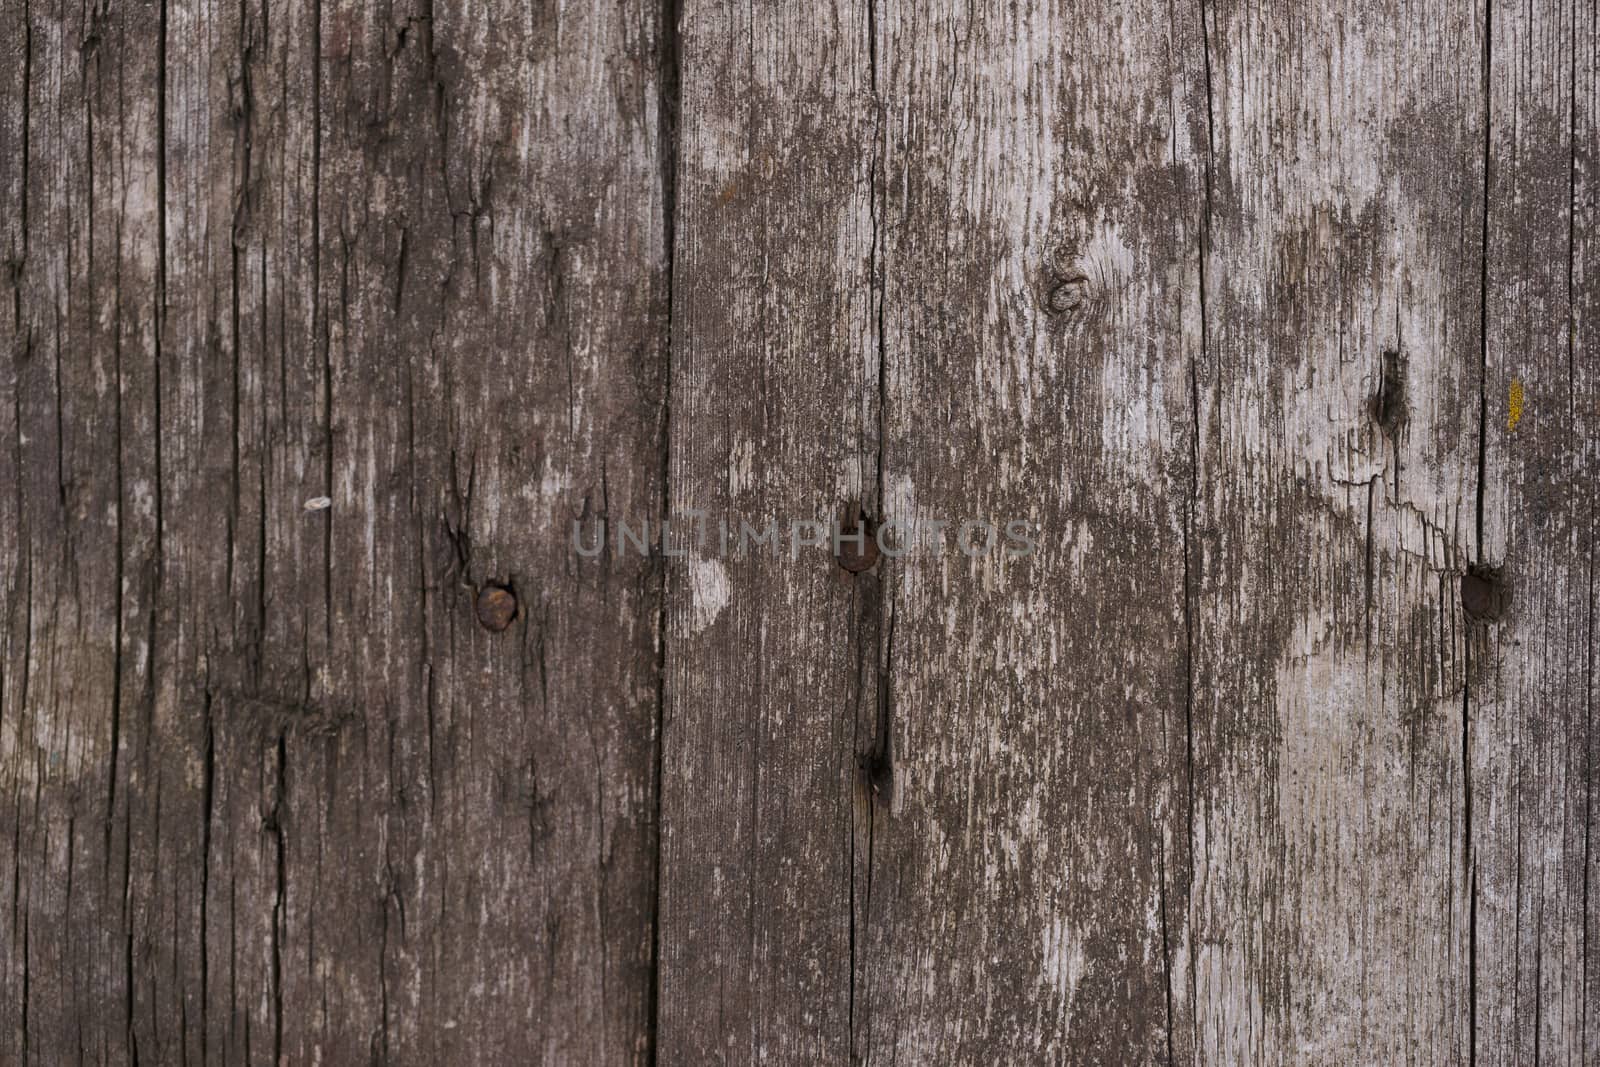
[855,0,1205,1061]
[5,0,1600,1061]
[656,0,877,1060]
[1190,0,1486,1061]
[382,1,669,1059]
[3,0,669,1062]
[1,0,157,1059]
[1476,0,1599,1060]
[0,0,21,1045]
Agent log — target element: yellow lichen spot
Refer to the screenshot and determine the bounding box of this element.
[1508,379,1525,432]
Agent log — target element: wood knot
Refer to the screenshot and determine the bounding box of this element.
[1038,240,1093,319]
[1046,273,1089,314]
[475,582,518,632]
[1462,563,1511,623]
[1043,265,1094,316]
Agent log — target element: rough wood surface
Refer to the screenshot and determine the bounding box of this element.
[3,0,668,1061]
[2,0,1596,1063]
[1189,1,1486,1061]
[858,1,1202,1061]
[1476,0,1599,1060]
[657,3,874,1061]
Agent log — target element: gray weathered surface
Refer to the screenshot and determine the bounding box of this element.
[1189,1,1485,1060]
[656,1,873,1062]
[3,0,667,1061]
[858,0,1201,1060]
[3,0,1596,1063]
[1476,0,1599,1059]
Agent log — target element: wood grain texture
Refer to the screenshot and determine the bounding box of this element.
[1476,0,1599,1060]
[656,1,875,1060]
[1190,0,1486,1060]
[2,0,669,1062]
[3,0,1598,1062]
[858,0,1203,1061]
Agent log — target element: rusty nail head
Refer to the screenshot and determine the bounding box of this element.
[837,519,880,574]
[476,583,518,632]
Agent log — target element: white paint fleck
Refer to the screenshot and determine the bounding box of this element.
[727,438,756,496]
[1041,914,1086,1011]
[688,557,730,634]
[540,466,571,498]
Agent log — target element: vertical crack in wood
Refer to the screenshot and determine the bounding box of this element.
[1178,409,1198,1067]
[150,0,170,802]
[217,7,253,1051]
[646,0,682,1059]
[124,924,137,1065]
[17,0,29,268]
[1184,0,1217,1057]
[865,15,888,801]
[11,398,24,736]
[19,876,26,1065]
[377,859,392,1065]
[155,0,168,572]
[132,0,173,1055]
[199,686,215,1065]
[1533,891,1544,1064]
[104,4,126,905]
[1566,56,1589,1063]
[1463,559,1478,1061]
[850,2,888,1060]
[270,732,286,1067]
[1364,476,1376,657]
[1156,832,1173,1067]
[229,1,250,649]
[1584,554,1596,1045]
[1468,3,1493,1060]
[316,0,333,659]
[255,242,268,692]
[1475,5,1492,566]
[1566,0,1578,399]
[51,312,62,515]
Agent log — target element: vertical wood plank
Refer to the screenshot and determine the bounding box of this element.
[657,0,875,1060]
[2,0,670,1061]
[394,0,669,1059]
[1477,0,1599,1060]
[857,0,1206,1061]
[1191,0,1485,1060]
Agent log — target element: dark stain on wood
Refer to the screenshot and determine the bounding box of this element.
[1462,562,1513,623]
[1372,346,1408,436]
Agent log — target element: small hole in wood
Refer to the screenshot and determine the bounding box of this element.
[1370,347,1407,436]
[1462,563,1511,623]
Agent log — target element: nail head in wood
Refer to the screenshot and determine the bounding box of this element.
[836,519,880,573]
[476,583,518,632]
